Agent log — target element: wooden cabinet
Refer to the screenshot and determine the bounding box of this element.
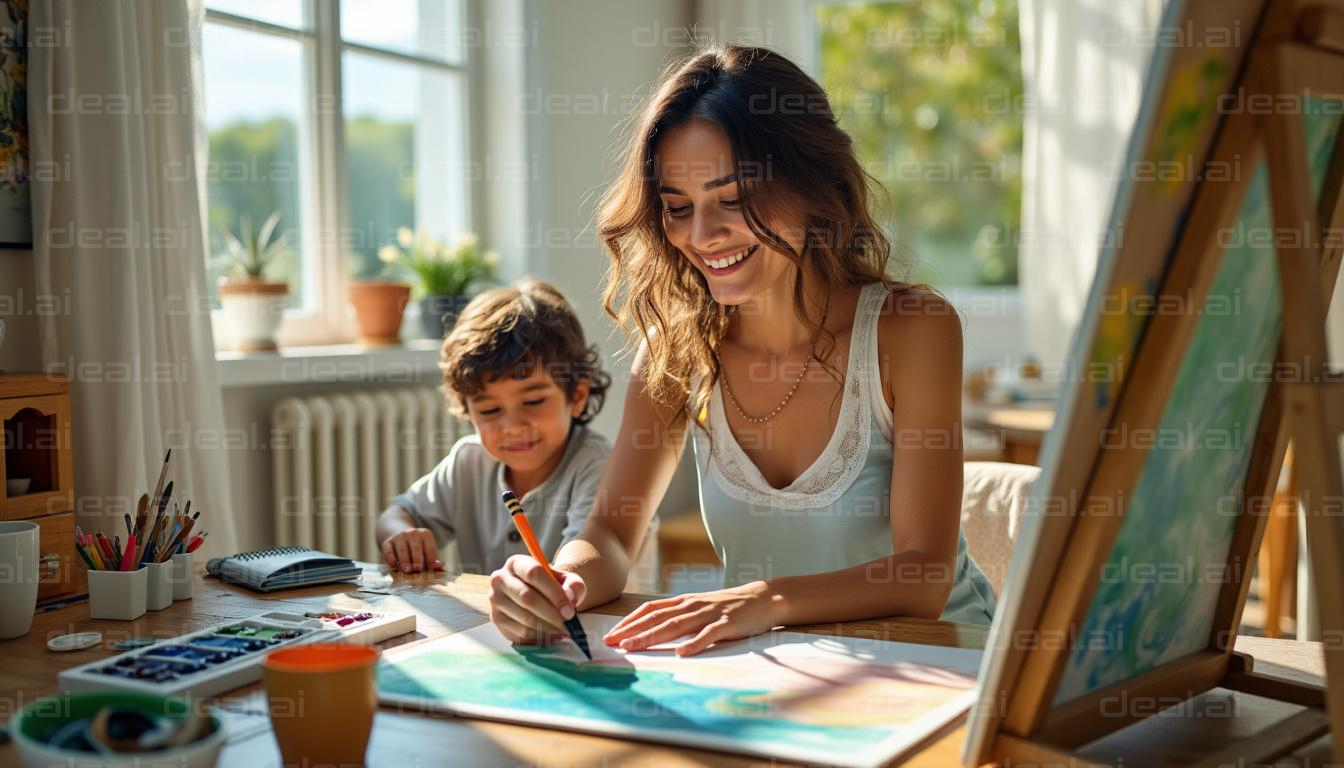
[1,374,84,603]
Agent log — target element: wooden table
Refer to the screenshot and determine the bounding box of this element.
[1,571,1333,766]
[964,404,1055,466]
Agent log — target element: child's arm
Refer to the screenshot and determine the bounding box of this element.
[487,343,687,644]
[376,505,445,573]
[604,293,967,655]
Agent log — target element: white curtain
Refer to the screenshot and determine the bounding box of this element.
[30,0,237,556]
[1018,0,1165,370]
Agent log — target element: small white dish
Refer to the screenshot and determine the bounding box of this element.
[47,632,103,652]
[7,477,31,496]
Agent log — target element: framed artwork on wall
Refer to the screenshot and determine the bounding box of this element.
[0,0,30,248]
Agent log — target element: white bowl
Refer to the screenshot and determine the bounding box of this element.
[6,477,30,496]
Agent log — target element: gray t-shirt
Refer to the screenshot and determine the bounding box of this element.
[394,425,611,574]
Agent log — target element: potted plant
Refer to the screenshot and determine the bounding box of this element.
[214,212,290,352]
[377,229,499,339]
[348,275,412,348]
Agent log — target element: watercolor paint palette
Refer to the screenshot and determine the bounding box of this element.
[58,609,416,698]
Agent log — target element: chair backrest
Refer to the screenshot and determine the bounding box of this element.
[961,461,1041,595]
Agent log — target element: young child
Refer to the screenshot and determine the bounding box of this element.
[376,279,623,577]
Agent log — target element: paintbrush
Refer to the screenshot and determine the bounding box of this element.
[133,493,148,540]
[141,481,173,565]
[147,450,170,521]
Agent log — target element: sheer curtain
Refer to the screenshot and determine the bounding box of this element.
[1017,0,1165,370]
[29,0,238,556]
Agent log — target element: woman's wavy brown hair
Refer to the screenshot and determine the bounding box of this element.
[599,44,920,426]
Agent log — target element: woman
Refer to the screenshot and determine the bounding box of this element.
[488,44,996,657]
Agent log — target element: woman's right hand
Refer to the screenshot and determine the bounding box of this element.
[489,554,588,644]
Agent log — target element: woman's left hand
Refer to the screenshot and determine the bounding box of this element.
[602,581,783,656]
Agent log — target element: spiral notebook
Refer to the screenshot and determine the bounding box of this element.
[205,546,361,592]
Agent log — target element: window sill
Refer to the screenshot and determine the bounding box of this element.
[216,339,442,388]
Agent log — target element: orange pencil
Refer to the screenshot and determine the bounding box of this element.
[500,490,591,659]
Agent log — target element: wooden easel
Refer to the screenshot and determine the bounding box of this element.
[964,0,1344,765]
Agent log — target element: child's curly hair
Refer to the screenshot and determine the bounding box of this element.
[439,279,611,425]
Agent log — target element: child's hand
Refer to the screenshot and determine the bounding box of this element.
[488,555,587,645]
[602,581,781,657]
[380,528,444,573]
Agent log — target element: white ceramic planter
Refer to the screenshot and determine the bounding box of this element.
[88,567,147,621]
[218,279,288,352]
[145,560,174,610]
[171,551,195,600]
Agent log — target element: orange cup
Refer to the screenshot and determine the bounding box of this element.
[262,644,380,767]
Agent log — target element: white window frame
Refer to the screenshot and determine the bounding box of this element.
[204,0,479,348]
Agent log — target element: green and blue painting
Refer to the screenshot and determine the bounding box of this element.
[1056,103,1342,702]
[377,613,983,767]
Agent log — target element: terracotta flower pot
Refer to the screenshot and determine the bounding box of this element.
[218,279,288,352]
[349,281,411,346]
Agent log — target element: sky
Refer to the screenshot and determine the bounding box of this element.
[202,0,463,128]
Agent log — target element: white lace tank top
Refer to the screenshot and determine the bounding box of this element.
[689,282,997,625]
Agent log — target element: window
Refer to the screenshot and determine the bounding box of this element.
[202,0,472,343]
[813,0,1023,287]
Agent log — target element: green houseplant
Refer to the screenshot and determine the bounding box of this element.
[214,211,290,352]
[377,229,499,339]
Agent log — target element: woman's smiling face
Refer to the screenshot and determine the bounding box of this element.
[655,118,805,308]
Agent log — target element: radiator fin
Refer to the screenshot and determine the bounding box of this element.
[271,387,468,562]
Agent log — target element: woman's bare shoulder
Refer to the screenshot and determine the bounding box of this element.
[877,287,963,347]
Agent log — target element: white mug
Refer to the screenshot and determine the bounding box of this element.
[0,521,39,639]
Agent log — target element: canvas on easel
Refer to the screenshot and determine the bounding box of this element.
[963,0,1344,765]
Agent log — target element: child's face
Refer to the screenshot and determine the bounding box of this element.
[655,118,806,308]
[464,365,590,486]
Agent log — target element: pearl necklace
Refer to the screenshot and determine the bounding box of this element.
[720,354,812,424]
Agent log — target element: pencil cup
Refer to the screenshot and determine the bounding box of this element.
[88,567,147,620]
[145,560,174,610]
[263,644,379,767]
[171,551,195,600]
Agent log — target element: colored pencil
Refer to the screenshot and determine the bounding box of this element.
[73,540,95,570]
[85,537,105,570]
[95,533,116,569]
[121,536,137,571]
[499,490,591,660]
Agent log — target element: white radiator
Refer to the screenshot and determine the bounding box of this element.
[271,387,468,562]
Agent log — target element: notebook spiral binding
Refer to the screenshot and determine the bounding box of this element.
[236,546,311,561]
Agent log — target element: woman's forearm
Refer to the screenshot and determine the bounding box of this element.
[766,550,955,626]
